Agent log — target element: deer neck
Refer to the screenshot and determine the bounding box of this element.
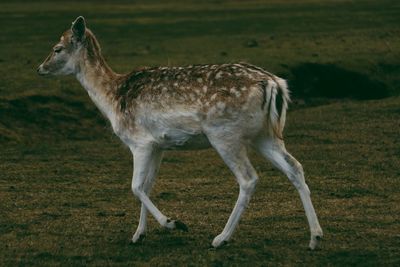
[76,52,120,124]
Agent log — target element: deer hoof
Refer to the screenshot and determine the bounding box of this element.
[131,233,145,244]
[309,234,323,250]
[175,220,189,232]
[212,234,229,248]
[165,218,188,231]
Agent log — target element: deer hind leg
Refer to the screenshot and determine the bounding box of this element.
[207,136,259,248]
[131,150,163,243]
[130,146,187,241]
[254,136,323,250]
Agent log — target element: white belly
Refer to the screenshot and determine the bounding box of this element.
[134,107,211,150]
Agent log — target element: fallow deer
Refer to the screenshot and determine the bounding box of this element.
[37,16,323,249]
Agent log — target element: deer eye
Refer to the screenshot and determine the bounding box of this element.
[54,46,63,53]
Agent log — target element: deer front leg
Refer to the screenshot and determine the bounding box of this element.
[131,150,163,243]
[130,146,187,241]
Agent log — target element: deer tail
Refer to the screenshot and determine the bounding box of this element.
[261,77,291,139]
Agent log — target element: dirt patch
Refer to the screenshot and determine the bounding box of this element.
[0,94,106,142]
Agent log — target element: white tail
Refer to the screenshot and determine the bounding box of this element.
[261,77,290,140]
[38,16,322,249]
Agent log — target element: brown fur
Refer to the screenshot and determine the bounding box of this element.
[113,63,269,114]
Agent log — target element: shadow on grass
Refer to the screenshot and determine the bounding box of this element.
[288,63,389,99]
[0,94,104,142]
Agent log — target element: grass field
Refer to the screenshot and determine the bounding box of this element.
[1,0,400,266]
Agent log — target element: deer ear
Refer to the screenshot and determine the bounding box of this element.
[71,16,86,41]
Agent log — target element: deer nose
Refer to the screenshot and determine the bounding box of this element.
[37,65,45,75]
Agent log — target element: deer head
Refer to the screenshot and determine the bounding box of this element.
[37,16,87,76]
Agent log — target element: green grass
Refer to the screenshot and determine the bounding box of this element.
[1,98,400,266]
[1,0,400,266]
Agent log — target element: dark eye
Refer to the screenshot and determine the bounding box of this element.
[54,46,63,53]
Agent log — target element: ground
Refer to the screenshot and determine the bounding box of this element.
[0,0,399,266]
